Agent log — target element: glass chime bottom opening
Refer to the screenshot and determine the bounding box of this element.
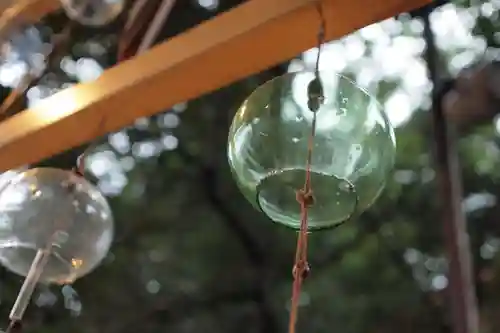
[0,244,75,284]
[256,168,358,230]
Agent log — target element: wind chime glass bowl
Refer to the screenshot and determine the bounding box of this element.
[60,0,125,27]
[227,71,396,230]
[0,168,114,284]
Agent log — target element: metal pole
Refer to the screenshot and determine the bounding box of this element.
[422,8,480,333]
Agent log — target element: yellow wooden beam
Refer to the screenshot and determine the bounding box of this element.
[0,0,430,172]
[0,1,14,13]
[0,0,59,29]
[17,0,59,22]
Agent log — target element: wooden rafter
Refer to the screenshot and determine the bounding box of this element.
[0,0,430,172]
[18,0,59,21]
[0,0,58,26]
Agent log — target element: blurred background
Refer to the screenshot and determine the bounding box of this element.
[1,0,500,332]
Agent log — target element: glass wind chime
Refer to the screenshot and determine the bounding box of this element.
[227,5,396,333]
[0,1,124,332]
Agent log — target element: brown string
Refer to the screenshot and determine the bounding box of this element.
[117,0,177,62]
[136,0,176,55]
[288,105,318,333]
[287,4,325,333]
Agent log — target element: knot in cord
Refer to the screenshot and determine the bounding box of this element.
[295,189,315,208]
[292,260,311,281]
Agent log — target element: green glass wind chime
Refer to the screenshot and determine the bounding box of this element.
[227,4,396,332]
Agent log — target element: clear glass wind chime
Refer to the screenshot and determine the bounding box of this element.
[227,4,396,333]
[0,1,125,332]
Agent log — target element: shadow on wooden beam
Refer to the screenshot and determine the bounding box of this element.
[0,0,430,172]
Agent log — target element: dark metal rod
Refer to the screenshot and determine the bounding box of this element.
[422,9,479,333]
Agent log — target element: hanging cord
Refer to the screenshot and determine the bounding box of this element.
[117,0,176,61]
[287,4,325,333]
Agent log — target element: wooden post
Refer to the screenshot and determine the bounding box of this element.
[423,10,480,333]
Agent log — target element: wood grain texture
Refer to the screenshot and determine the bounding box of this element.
[0,0,431,171]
